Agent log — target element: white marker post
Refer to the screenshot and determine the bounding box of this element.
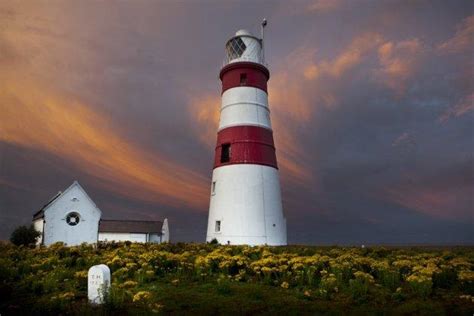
[88,264,111,304]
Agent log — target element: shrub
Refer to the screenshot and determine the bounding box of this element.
[209,238,219,245]
[10,225,41,246]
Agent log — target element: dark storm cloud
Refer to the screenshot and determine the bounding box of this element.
[0,0,472,243]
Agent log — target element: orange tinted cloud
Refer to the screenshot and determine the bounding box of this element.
[304,33,383,80]
[304,64,320,80]
[268,73,318,187]
[384,183,472,219]
[0,81,209,210]
[376,39,423,94]
[302,33,423,96]
[438,15,474,54]
[187,94,221,148]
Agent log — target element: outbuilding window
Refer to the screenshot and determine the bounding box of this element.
[221,143,231,163]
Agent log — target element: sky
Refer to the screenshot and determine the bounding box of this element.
[0,0,472,244]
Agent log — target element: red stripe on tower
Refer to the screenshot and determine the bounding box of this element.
[220,62,270,94]
[213,126,277,169]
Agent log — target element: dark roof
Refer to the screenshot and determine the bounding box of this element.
[99,220,163,234]
[32,191,62,220]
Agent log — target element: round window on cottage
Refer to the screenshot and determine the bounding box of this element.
[66,212,81,226]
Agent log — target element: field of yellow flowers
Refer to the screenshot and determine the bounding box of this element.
[0,242,473,315]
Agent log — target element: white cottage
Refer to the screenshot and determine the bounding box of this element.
[32,181,169,246]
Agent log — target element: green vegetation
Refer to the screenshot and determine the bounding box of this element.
[0,242,473,315]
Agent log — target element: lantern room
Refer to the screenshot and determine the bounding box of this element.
[224,29,264,66]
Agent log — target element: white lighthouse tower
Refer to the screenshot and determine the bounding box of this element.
[206,23,287,245]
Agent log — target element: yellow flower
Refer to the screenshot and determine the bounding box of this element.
[458,270,474,282]
[152,303,164,313]
[59,292,75,299]
[353,271,375,283]
[281,281,289,289]
[459,294,474,303]
[126,262,138,270]
[120,280,138,288]
[133,291,152,303]
[74,270,88,279]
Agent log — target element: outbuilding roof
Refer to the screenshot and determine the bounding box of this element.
[99,220,163,234]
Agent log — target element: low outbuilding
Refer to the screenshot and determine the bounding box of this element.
[32,181,169,246]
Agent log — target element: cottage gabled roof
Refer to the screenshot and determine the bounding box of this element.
[32,181,102,220]
[99,219,163,234]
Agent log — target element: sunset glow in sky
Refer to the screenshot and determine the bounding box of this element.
[0,0,472,243]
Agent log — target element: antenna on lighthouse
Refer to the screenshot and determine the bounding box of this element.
[261,18,267,63]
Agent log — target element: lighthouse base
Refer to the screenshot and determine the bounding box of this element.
[206,164,287,246]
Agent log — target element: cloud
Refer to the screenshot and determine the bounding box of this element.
[439,93,474,123]
[438,15,474,54]
[384,182,472,219]
[268,67,320,187]
[307,0,342,13]
[304,64,320,80]
[375,39,423,94]
[0,80,210,210]
[302,33,424,95]
[392,132,413,147]
[187,94,221,148]
[304,32,383,80]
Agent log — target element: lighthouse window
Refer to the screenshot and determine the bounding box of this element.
[221,143,231,163]
[240,73,247,85]
[212,181,216,195]
[215,220,221,232]
[226,37,246,60]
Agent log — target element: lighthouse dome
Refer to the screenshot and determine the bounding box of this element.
[235,29,252,36]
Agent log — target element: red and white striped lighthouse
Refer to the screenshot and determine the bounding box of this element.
[206,25,287,245]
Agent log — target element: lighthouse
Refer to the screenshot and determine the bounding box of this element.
[206,23,287,245]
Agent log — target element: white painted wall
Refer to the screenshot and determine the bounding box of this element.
[219,87,271,130]
[149,234,162,243]
[98,232,164,243]
[207,164,287,245]
[161,218,169,242]
[43,182,101,246]
[98,232,147,243]
[33,218,44,245]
